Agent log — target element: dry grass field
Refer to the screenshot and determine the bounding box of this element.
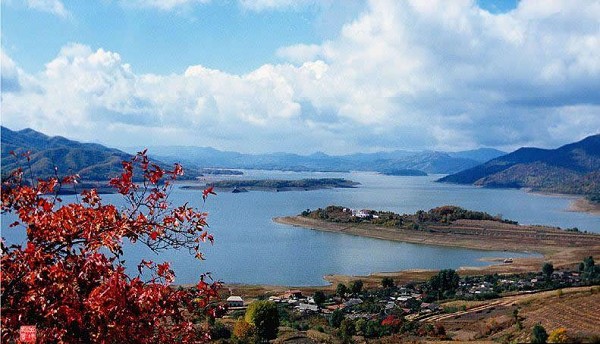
[423,286,600,342]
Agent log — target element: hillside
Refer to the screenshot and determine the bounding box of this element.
[1,126,199,181]
[438,134,600,196]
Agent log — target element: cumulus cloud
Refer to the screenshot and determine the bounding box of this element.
[2,0,599,153]
[25,0,69,17]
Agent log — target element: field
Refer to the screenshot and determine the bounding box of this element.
[422,287,600,342]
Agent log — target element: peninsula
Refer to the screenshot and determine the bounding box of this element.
[274,205,600,279]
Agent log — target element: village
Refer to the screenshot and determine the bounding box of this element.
[212,257,598,342]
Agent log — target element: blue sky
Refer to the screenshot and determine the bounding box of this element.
[1,0,599,154]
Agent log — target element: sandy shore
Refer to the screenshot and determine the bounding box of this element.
[569,198,600,215]
[272,216,600,288]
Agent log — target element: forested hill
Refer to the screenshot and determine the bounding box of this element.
[438,134,600,196]
[1,126,199,181]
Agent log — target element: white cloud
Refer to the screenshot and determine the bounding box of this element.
[2,0,599,153]
[276,44,322,64]
[1,50,22,92]
[25,0,69,17]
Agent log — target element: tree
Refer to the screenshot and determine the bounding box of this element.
[336,283,348,298]
[382,277,395,289]
[532,324,548,344]
[381,315,402,334]
[429,269,460,299]
[338,319,355,341]
[350,279,364,294]
[580,256,600,281]
[547,328,569,343]
[313,291,326,306]
[244,301,279,341]
[1,151,221,342]
[542,262,554,278]
[233,319,255,342]
[330,309,344,328]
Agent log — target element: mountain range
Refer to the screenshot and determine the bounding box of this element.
[438,134,600,196]
[127,146,506,175]
[3,126,598,198]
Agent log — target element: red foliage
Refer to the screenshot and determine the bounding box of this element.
[1,151,222,343]
[381,315,403,333]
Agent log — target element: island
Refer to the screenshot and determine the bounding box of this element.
[274,205,600,280]
[380,168,427,176]
[199,168,244,176]
[181,178,360,192]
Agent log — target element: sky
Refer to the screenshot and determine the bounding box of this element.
[1,0,599,154]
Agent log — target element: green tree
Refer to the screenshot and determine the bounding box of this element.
[330,309,344,328]
[355,318,367,334]
[350,280,364,294]
[244,301,279,341]
[338,319,355,341]
[382,277,395,289]
[580,256,600,281]
[313,291,326,306]
[542,262,554,278]
[532,323,548,344]
[364,320,383,338]
[336,283,348,298]
[429,269,460,299]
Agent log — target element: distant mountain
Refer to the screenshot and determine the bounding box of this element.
[447,148,506,163]
[1,127,199,181]
[133,146,502,175]
[438,134,600,196]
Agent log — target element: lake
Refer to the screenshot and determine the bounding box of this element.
[2,171,598,286]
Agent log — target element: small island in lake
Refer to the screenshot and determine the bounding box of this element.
[380,168,427,176]
[181,178,360,192]
[199,168,244,176]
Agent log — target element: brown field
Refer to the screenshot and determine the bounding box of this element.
[420,286,600,342]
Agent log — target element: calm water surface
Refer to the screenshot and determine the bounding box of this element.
[2,171,598,285]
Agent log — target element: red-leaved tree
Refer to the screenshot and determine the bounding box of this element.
[1,150,222,343]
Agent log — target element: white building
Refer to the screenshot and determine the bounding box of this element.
[227,296,244,308]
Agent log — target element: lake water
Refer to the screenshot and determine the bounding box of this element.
[2,171,598,286]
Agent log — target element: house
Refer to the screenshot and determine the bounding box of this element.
[227,296,244,308]
[344,298,363,307]
[268,296,282,303]
[351,209,371,218]
[396,296,413,302]
[296,303,319,313]
[283,289,303,299]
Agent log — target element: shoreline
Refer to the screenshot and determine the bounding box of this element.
[568,197,600,215]
[272,215,600,288]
